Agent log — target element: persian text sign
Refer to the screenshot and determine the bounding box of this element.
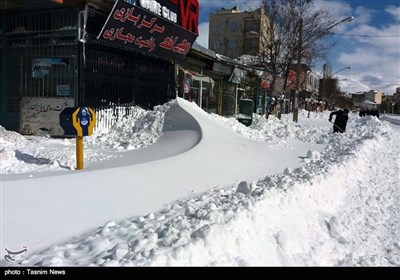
[97,0,197,62]
[32,58,69,79]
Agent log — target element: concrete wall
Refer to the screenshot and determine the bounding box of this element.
[20,97,74,136]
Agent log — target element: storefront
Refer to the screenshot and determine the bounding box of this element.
[178,44,239,116]
[0,0,198,135]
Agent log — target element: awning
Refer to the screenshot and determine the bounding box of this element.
[215,53,270,72]
[229,66,246,84]
[180,68,215,86]
[180,68,215,97]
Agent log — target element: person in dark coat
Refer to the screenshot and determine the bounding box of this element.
[329,108,349,133]
[374,109,380,118]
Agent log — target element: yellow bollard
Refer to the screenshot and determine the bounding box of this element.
[69,106,96,170]
[76,136,84,170]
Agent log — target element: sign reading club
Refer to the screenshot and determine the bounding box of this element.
[137,0,199,35]
[138,0,178,24]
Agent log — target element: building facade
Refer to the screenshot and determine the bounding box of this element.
[209,6,323,114]
[0,0,199,135]
[208,6,269,58]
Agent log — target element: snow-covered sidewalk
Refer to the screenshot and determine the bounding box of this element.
[1,99,399,266]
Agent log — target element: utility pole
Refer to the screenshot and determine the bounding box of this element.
[294,16,353,120]
[322,63,326,101]
[293,18,302,122]
[387,96,390,113]
[327,66,351,107]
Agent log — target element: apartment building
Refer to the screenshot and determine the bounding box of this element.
[208,6,269,58]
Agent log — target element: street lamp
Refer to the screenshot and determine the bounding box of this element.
[330,66,351,77]
[293,16,354,122]
[327,16,354,31]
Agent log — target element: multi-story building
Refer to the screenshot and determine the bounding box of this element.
[351,90,383,111]
[305,70,320,99]
[208,6,269,58]
[365,90,382,104]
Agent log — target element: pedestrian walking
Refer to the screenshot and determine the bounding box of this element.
[329,108,349,133]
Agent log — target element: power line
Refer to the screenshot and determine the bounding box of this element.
[331,33,400,38]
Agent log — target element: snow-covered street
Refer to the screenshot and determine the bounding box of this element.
[1,98,399,266]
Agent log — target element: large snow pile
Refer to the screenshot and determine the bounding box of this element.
[87,102,173,150]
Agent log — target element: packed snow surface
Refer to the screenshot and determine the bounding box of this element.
[1,98,399,266]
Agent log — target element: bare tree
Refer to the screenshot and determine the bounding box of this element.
[257,0,335,117]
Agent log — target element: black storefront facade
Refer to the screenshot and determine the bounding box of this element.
[0,0,198,135]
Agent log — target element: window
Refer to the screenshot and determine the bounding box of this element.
[244,19,258,33]
[230,22,238,31]
[212,41,220,50]
[213,24,220,32]
[243,38,259,54]
[228,40,237,49]
[244,38,258,49]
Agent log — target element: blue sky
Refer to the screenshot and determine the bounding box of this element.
[195,0,400,94]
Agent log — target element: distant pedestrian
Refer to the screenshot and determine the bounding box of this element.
[329,108,349,133]
[373,109,380,118]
